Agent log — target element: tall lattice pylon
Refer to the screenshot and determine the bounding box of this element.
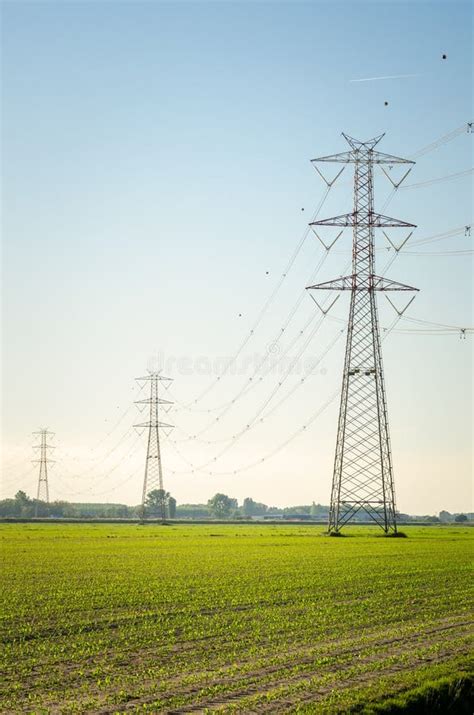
[134,372,174,521]
[32,428,55,516]
[307,133,418,534]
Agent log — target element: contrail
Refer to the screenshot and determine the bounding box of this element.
[350,73,419,83]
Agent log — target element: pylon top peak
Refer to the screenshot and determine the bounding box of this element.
[311,133,413,166]
[136,371,173,382]
[342,132,385,150]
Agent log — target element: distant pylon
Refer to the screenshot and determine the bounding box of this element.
[307,134,418,534]
[134,372,174,521]
[32,428,55,516]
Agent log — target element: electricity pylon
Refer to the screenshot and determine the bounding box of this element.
[32,428,55,517]
[134,372,174,521]
[307,133,418,534]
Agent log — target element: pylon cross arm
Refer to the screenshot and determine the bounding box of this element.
[371,276,419,291]
[312,134,415,165]
[306,275,419,292]
[311,152,354,164]
[311,150,414,165]
[310,212,416,228]
[135,374,173,383]
[134,421,174,429]
[135,398,173,405]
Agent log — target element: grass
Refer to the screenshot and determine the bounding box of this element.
[0,524,472,713]
[361,673,473,714]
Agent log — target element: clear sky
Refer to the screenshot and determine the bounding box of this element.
[1,0,472,514]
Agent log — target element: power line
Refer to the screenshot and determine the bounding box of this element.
[400,249,473,256]
[401,314,473,331]
[0,464,37,491]
[325,307,472,333]
[400,167,473,190]
[170,134,430,478]
[7,124,472,504]
[55,432,142,487]
[176,326,346,449]
[56,424,138,477]
[170,253,355,445]
[170,314,403,479]
[331,226,469,255]
[169,122,472,416]
[170,139,462,458]
[170,249,332,417]
[166,122,472,423]
[53,443,142,498]
[408,227,467,246]
[410,122,472,159]
[170,314,337,470]
[172,187,333,411]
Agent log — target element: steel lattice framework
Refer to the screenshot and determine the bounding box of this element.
[135,372,174,520]
[307,133,418,534]
[32,428,55,516]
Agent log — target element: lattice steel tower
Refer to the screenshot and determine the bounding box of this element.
[135,372,174,520]
[33,428,55,516]
[307,133,417,533]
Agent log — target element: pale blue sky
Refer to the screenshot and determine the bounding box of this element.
[1,0,472,513]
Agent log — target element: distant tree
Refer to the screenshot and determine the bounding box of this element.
[208,493,234,518]
[15,491,31,505]
[0,499,19,517]
[145,489,170,518]
[33,500,50,517]
[426,515,440,523]
[13,491,36,517]
[439,510,453,523]
[309,503,329,518]
[242,497,256,516]
[242,498,268,517]
[455,513,468,523]
[168,496,177,519]
[283,505,311,516]
[175,504,211,518]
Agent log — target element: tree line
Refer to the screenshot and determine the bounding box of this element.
[0,490,469,522]
[0,490,329,519]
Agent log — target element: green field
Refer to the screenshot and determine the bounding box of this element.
[1,524,472,713]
